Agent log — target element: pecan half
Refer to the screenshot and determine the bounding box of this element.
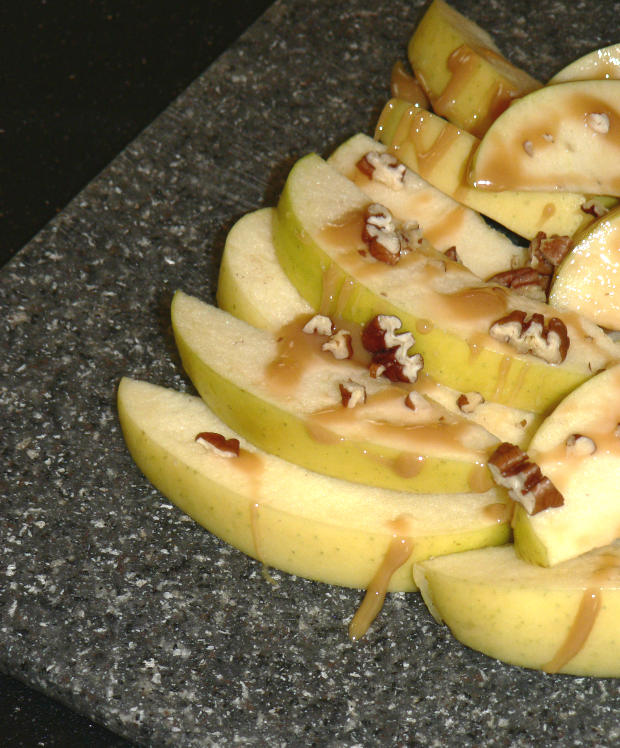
[322,329,354,360]
[356,151,407,190]
[489,310,569,364]
[489,267,548,301]
[362,314,423,383]
[488,442,564,515]
[195,432,240,458]
[339,380,367,408]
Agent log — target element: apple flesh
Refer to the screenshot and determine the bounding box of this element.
[469,79,620,195]
[549,43,620,84]
[118,378,511,591]
[172,291,501,494]
[413,542,620,677]
[327,132,526,279]
[549,204,620,331]
[273,150,618,413]
[407,0,540,136]
[375,99,593,241]
[513,364,620,567]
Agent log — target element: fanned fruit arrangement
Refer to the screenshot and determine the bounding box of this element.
[119,0,620,677]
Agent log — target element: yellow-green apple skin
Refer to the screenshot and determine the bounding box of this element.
[407,0,540,137]
[470,80,620,196]
[118,378,510,591]
[549,43,620,84]
[216,207,310,329]
[414,542,620,677]
[217,202,540,448]
[327,133,527,279]
[375,99,592,240]
[513,364,620,567]
[273,151,618,413]
[171,291,500,494]
[549,204,620,331]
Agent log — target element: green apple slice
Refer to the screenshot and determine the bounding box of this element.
[375,99,593,240]
[512,364,620,567]
[273,151,618,413]
[172,290,503,494]
[327,132,526,279]
[407,0,540,137]
[217,205,540,448]
[216,207,310,329]
[549,204,620,331]
[549,43,620,84]
[470,80,620,195]
[118,378,510,591]
[413,542,620,677]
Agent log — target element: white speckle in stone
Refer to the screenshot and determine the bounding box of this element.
[6,563,16,577]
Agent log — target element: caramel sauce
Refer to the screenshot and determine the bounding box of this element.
[468,462,494,493]
[235,449,265,562]
[423,205,468,248]
[349,517,414,641]
[483,501,512,523]
[416,124,462,177]
[493,355,514,401]
[392,452,425,478]
[319,263,345,317]
[266,317,326,392]
[441,285,509,325]
[541,202,556,223]
[320,210,367,252]
[390,60,429,108]
[432,45,480,127]
[466,332,489,362]
[415,318,434,335]
[543,551,619,673]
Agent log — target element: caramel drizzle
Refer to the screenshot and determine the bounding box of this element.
[542,551,619,673]
[349,521,414,641]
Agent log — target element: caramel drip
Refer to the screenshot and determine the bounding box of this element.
[468,462,494,494]
[266,317,326,392]
[483,501,512,523]
[349,518,414,641]
[432,45,480,126]
[540,202,556,223]
[441,285,509,325]
[543,551,619,673]
[415,318,434,335]
[390,60,429,108]
[392,452,425,478]
[466,332,488,362]
[423,205,468,249]
[320,210,367,253]
[416,124,462,177]
[235,449,265,562]
[319,263,344,317]
[494,355,513,401]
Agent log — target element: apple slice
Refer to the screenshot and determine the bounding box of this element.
[327,132,527,279]
[413,542,620,677]
[172,291,502,494]
[118,378,510,591]
[375,99,593,240]
[549,204,620,331]
[407,0,540,137]
[510,364,620,567]
[273,151,618,413]
[217,205,540,448]
[470,80,620,195]
[216,207,310,329]
[549,43,620,84]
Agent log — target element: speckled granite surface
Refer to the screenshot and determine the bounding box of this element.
[2,0,619,745]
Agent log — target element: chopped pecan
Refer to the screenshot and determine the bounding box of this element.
[362,314,423,383]
[566,433,596,456]
[586,112,610,134]
[404,391,431,412]
[339,380,367,408]
[362,204,403,265]
[443,246,459,263]
[581,198,610,218]
[356,151,407,190]
[529,232,573,275]
[489,310,569,364]
[302,314,334,336]
[457,391,484,414]
[195,431,240,458]
[489,267,548,301]
[322,329,354,360]
[488,442,564,515]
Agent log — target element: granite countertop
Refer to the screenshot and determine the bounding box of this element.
[1,0,619,745]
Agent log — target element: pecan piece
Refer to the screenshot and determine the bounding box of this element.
[302,314,334,336]
[581,197,610,218]
[362,314,423,383]
[322,329,354,360]
[489,267,548,301]
[566,433,596,456]
[362,203,403,265]
[529,232,573,275]
[362,314,414,352]
[489,310,569,364]
[488,442,564,515]
[443,246,459,263]
[195,431,240,458]
[339,380,367,408]
[404,391,431,412]
[457,391,484,414]
[356,151,407,190]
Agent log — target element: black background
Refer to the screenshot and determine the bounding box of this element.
[1,1,272,744]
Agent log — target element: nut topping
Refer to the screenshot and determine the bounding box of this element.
[195,431,240,458]
[586,112,610,134]
[303,314,334,336]
[356,151,407,190]
[488,442,564,515]
[322,329,354,360]
[522,140,534,157]
[404,390,431,412]
[581,197,610,218]
[488,267,548,302]
[339,380,367,408]
[361,204,423,265]
[443,246,459,263]
[362,314,423,383]
[566,433,596,456]
[457,391,485,414]
[529,232,573,275]
[489,310,570,364]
